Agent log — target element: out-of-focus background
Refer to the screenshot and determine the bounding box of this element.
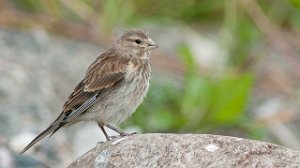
[0,0,300,167]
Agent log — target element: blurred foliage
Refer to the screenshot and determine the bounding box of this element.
[3,0,300,140]
[126,44,255,138]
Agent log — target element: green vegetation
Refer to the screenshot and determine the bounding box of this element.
[126,44,256,138]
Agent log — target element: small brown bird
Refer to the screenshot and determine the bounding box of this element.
[20,28,158,154]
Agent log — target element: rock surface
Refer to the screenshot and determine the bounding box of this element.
[68,133,300,168]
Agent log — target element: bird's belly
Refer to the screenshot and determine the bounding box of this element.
[84,78,149,125]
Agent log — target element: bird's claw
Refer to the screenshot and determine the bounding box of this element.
[107,135,119,140]
[120,132,137,137]
[107,132,138,140]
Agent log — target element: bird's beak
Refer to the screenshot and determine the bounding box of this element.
[147,37,158,49]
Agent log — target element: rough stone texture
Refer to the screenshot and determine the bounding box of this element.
[68,133,300,168]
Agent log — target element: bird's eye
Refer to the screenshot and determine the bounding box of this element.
[135,39,142,44]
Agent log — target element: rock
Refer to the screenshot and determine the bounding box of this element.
[68,133,300,168]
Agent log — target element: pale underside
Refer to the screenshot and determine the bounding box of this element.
[69,59,151,126]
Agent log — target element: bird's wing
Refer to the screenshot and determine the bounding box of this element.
[20,52,129,154]
[63,52,129,116]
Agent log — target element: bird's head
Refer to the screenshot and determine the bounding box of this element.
[116,28,158,59]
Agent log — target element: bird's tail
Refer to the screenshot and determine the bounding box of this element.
[20,113,66,154]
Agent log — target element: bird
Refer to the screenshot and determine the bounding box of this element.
[20,28,158,154]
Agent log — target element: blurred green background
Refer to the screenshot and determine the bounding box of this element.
[1,0,300,167]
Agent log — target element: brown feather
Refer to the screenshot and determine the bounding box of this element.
[63,51,129,114]
[20,28,157,154]
[20,50,130,154]
[83,53,129,91]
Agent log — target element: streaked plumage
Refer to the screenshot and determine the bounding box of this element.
[20,28,158,154]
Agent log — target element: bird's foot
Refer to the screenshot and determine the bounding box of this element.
[107,132,137,140]
[120,132,138,137]
[97,141,105,145]
[107,135,120,140]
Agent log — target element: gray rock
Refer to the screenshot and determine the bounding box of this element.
[68,133,300,168]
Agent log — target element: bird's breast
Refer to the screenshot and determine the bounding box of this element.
[85,60,151,125]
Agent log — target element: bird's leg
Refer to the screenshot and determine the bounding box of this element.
[97,122,110,141]
[105,123,137,137]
